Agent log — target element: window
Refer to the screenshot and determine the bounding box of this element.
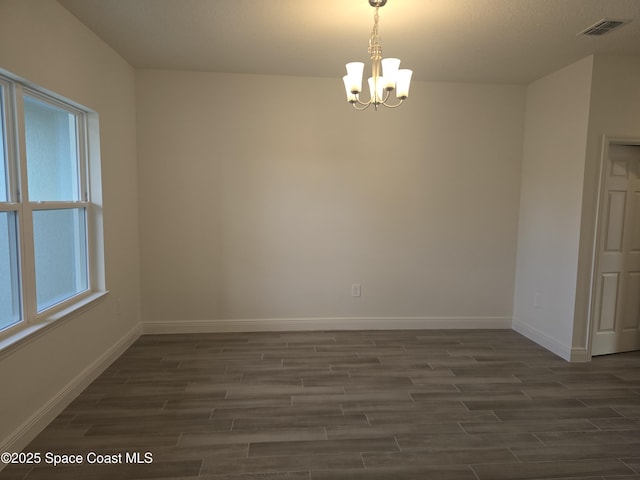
[0,72,101,341]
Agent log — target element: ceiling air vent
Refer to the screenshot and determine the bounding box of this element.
[578,18,631,36]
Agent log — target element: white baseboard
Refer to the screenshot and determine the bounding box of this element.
[142,316,512,334]
[512,317,586,362]
[570,347,590,363]
[0,324,141,465]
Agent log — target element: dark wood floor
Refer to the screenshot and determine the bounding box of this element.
[2,329,640,480]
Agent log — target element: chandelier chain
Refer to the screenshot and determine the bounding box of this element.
[368,6,382,59]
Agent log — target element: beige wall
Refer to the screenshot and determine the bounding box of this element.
[512,54,640,361]
[512,56,594,361]
[6,0,634,459]
[136,70,526,330]
[0,0,140,450]
[573,54,640,353]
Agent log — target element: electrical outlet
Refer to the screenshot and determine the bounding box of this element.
[534,293,542,308]
[351,284,361,297]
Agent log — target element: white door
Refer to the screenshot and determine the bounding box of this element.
[592,143,640,356]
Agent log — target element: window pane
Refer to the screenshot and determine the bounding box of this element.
[0,212,22,330]
[33,208,88,312]
[24,95,79,202]
[0,86,7,203]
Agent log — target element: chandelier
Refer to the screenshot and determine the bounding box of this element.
[342,0,413,110]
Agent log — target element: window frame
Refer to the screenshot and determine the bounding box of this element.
[0,71,104,345]
[0,77,23,337]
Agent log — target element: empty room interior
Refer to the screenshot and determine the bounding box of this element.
[1,0,640,479]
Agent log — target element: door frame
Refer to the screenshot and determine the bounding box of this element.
[586,135,640,358]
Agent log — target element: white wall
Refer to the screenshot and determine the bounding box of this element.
[513,56,594,361]
[136,70,526,331]
[0,0,141,451]
[572,55,640,354]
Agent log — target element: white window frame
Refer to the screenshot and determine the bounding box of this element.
[0,70,106,349]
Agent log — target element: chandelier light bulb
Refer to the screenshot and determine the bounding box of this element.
[381,58,400,89]
[395,69,413,99]
[345,62,365,93]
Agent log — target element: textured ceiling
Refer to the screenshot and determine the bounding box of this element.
[57,0,640,84]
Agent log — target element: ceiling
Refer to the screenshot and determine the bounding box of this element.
[57,0,640,84]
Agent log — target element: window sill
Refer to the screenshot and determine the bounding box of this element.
[0,291,109,360]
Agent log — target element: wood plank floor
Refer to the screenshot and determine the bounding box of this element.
[2,329,640,480]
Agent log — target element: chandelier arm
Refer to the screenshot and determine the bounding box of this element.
[380,98,405,108]
[351,101,372,111]
[348,93,373,109]
[352,94,374,107]
[381,88,392,104]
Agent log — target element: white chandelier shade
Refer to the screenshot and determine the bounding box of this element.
[343,0,413,110]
